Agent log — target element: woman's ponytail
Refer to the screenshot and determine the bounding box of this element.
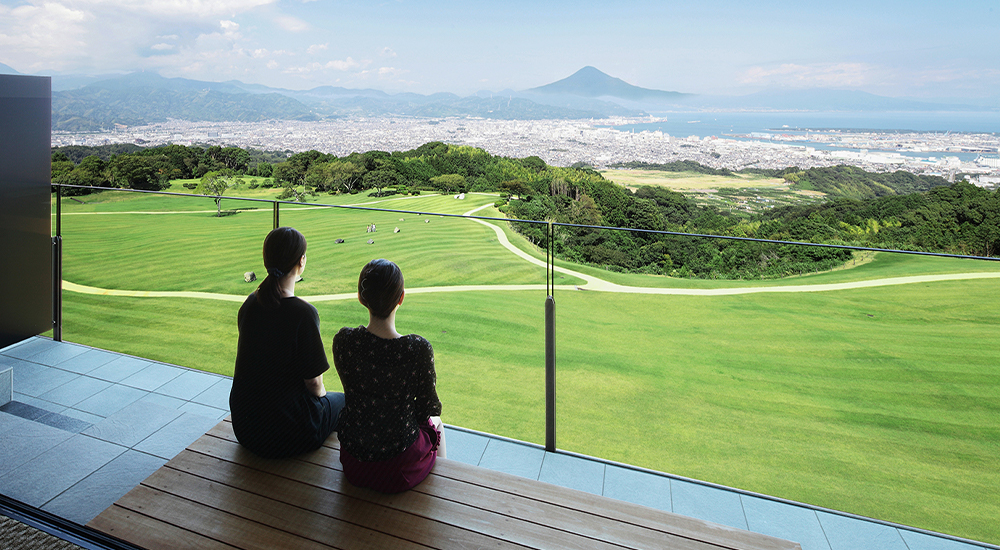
[256,227,307,309]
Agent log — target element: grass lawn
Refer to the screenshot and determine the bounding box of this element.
[51,185,1000,544]
[599,169,786,190]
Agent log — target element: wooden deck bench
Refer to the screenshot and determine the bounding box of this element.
[88,418,800,550]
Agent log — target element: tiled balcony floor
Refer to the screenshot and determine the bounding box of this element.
[1,337,996,550]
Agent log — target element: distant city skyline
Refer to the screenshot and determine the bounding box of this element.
[1,0,998,100]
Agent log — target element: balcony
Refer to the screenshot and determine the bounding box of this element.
[2,336,996,550]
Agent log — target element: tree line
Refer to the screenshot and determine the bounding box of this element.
[51,142,999,278]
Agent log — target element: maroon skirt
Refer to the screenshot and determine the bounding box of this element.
[340,419,440,493]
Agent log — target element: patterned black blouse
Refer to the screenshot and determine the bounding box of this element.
[333,326,442,462]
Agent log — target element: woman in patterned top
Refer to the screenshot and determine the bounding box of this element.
[333,258,446,493]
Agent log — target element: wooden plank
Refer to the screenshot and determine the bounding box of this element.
[111,484,336,550]
[88,504,239,550]
[92,419,799,550]
[186,433,651,550]
[292,447,799,550]
[158,451,528,550]
[213,419,797,550]
[428,459,798,550]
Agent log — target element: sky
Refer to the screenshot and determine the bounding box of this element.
[1,0,998,99]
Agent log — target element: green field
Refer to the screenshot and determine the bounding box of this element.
[598,169,826,213]
[52,185,1000,543]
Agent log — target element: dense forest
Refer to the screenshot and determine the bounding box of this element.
[52,142,1000,279]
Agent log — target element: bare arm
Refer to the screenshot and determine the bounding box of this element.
[305,375,327,398]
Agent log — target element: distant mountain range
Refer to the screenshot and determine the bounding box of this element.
[0,63,996,131]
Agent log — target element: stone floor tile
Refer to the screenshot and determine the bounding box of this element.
[898,529,989,550]
[0,410,30,436]
[119,363,185,392]
[137,392,187,410]
[55,349,120,375]
[0,434,125,507]
[671,479,749,530]
[24,342,90,368]
[82,401,183,447]
[817,511,909,550]
[0,419,73,478]
[441,428,489,466]
[133,413,224,460]
[177,401,227,419]
[6,360,47,391]
[190,377,233,410]
[38,376,113,407]
[42,450,167,525]
[13,367,80,398]
[742,495,832,550]
[0,338,57,360]
[477,438,545,480]
[72,384,146,418]
[86,356,154,383]
[602,465,672,512]
[538,452,606,495]
[154,369,224,401]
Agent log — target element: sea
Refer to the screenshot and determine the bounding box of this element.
[610,111,1000,162]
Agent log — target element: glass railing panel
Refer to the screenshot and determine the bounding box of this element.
[55,188,272,374]
[552,222,1000,543]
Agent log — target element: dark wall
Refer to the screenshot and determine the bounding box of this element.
[0,75,52,348]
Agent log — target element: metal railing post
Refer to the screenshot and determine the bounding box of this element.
[545,221,556,452]
[52,186,63,341]
[273,201,279,230]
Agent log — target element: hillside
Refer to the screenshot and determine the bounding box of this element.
[48,71,643,130]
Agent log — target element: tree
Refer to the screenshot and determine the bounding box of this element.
[273,162,305,186]
[197,171,237,216]
[363,169,401,197]
[499,179,530,200]
[218,147,251,173]
[430,174,466,194]
[107,154,168,191]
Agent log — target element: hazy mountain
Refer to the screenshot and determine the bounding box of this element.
[52,82,320,131]
[47,70,643,130]
[0,63,22,75]
[528,66,689,102]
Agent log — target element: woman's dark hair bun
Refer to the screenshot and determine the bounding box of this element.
[358,259,404,319]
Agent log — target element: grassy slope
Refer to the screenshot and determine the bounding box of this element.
[52,186,1000,543]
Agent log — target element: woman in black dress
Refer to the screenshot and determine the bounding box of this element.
[230,227,345,458]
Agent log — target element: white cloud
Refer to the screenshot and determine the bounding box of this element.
[381,47,396,58]
[274,15,309,32]
[378,66,402,76]
[326,57,360,71]
[151,43,175,51]
[307,43,328,55]
[84,0,276,18]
